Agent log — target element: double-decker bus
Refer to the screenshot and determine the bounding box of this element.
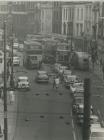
[23,40,43,69]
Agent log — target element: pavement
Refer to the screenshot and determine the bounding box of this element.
[0,49,103,140]
[0,82,18,140]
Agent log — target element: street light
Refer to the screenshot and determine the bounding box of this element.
[10,29,14,90]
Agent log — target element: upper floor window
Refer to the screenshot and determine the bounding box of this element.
[77,8,79,20]
[81,8,83,20]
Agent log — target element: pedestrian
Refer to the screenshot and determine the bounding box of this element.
[54,76,60,90]
[53,76,56,89]
[9,89,15,104]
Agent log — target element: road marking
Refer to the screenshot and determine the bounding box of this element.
[73,131,77,140]
[72,119,74,129]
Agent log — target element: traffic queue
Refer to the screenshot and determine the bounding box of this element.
[53,62,104,140]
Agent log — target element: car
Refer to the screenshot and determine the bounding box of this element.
[72,91,84,100]
[64,75,77,88]
[63,70,72,76]
[70,82,84,94]
[76,105,94,125]
[58,66,68,75]
[54,63,61,73]
[35,71,49,83]
[13,56,20,66]
[72,96,84,114]
[90,128,104,140]
[17,76,30,90]
[18,44,24,52]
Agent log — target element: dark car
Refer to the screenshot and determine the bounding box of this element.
[35,71,49,83]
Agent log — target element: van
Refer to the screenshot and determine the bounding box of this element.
[71,51,90,71]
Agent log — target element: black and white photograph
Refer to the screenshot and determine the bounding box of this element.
[0,0,104,140]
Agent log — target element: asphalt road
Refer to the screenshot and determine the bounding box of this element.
[12,50,104,140]
[13,63,79,140]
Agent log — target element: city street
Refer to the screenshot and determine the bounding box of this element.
[9,51,104,140]
[1,1,104,140]
[12,62,77,140]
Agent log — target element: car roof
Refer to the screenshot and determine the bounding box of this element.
[78,104,84,108]
[91,128,104,132]
[90,124,101,130]
[38,71,47,74]
[18,76,28,79]
[67,75,76,77]
[90,115,99,119]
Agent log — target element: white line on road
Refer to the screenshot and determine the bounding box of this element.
[72,119,74,129]
[71,110,77,140]
[73,131,77,140]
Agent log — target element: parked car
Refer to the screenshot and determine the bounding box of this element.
[18,43,24,52]
[63,70,72,76]
[64,75,77,88]
[70,82,84,94]
[54,63,61,73]
[72,96,84,114]
[89,128,104,140]
[35,71,49,83]
[13,56,20,66]
[16,76,30,91]
[76,104,93,125]
[58,66,68,75]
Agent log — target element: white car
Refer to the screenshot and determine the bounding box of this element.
[13,56,20,66]
[17,76,30,90]
[90,128,104,140]
[64,75,77,88]
[70,82,84,94]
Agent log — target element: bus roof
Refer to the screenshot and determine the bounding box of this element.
[75,51,89,58]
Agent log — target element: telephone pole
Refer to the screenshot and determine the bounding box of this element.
[3,21,8,140]
[10,24,14,89]
[83,78,91,140]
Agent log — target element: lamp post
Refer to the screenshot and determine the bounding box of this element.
[10,27,14,89]
[3,20,8,140]
[7,2,14,89]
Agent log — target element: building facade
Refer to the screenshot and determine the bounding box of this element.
[0,1,41,41]
[61,4,74,36]
[40,2,52,34]
[52,2,62,34]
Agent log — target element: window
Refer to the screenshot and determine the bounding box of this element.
[76,23,78,36]
[66,8,67,20]
[80,24,83,35]
[81,8,83,20]
[77,8,79,20]
[64,8,65,19]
